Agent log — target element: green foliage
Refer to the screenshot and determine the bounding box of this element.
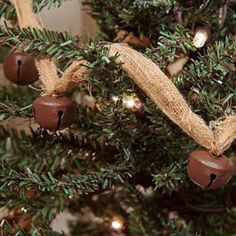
[0,127,130,195]
[0,0,236,235]
[153,160,187,193]
[83,0,228,44]
[0,167,125,195]
[0,25,80,65]
[0,221,62,236]
[84,0,177,43]
[0,46,8,62]
[146,35,236,122]
[0,25,120,71]
[0,127,132,234]
[0,86,37,120]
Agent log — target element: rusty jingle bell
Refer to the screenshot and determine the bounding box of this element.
[3,52,38,85]
[33,96,76,132]
[187,149,234,189]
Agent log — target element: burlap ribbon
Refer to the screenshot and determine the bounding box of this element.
[10,0,236,156]
[107,44,236,156]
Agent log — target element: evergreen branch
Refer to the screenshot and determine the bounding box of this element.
[34,0,70,11]
[125,187,157,236]
[83,0,177,43]
[152,160,187,193]
[0,87,37,120]
[0,1,236,235]
[0,221,62,236]
[133,0,176,8]
[0,24,119,70]
[0,0,70,20]
[83,0,227,44]
[145,34,236,121]
[0,167,128,195]
[0,25,76,58]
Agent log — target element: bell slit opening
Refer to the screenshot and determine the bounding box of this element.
[56,111,64,130]
[206,174,217,189]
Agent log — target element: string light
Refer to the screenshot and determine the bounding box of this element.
[111,215,125,231]
[21,207,27,213]
[112,94,143,112]
[124,98,136,109]
[0,219,5,227]
[112,96,119,103]
[193,26,211,48]
[111,219,122,230]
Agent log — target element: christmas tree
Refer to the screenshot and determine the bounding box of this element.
[0,0,236,235]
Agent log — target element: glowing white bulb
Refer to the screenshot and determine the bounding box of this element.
[193,26,211,48]
[193,31,208,48]
[124,98,136,109]
[111,220,122,230]
[0,219,5,227]
[21,207,27,213]
[112,96,119,102]
[112,94,142,111]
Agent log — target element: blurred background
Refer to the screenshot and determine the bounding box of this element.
[37,0,97,36]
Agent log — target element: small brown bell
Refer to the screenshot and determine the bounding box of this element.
[33,96,76,132]
[3,52,38,85]
[187,149,234,190]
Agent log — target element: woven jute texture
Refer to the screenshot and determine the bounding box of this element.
[52,60,89,94]
[11,1,236,155]
[107,44,236,155]
[10,0,40,28]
